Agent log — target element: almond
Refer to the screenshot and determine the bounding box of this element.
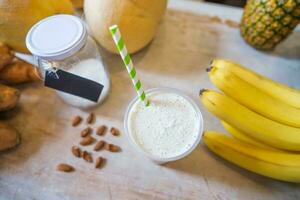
[96,125,107,136]
[94,140,105,151]
[72,116,82,127]
[86,112,95,124]
[82,151,93,163]
[106,143,121,152]
[79,136,95,146]
[110,127,120,136]
[71,146,81,158]
[80,127,92,137]
[57,163,75,172]
[95,157,106,169]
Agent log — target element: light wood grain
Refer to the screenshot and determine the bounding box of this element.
[0,0,300,199]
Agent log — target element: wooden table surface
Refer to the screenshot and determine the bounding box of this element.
[1,0,300,199]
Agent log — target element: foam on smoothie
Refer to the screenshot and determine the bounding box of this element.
[128,91,200,159]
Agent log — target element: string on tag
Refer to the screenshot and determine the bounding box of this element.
[35,56,60,79]
[46,67,59,79]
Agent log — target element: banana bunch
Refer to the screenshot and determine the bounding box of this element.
[203,131,300,183]
[200,59,300,182]
[208,60,300,127]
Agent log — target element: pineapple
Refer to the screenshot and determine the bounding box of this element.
[240,0,300,50]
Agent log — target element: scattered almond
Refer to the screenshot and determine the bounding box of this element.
[68,114,123,171]
[86,112,95,124]
[80,127,92,137]
[95,157,105,169]
[79,136,95,146]
[71,146,81,158]
[96,125,107,136]
[94,140,106,151]
[57,163,75,172]
[82,151,93,163]
[72,116,82,127]
[106,143,121,152]
[110,127,120,136]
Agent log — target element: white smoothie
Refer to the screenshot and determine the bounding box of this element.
[128,91,200,159]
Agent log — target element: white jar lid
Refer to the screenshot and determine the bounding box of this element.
[26,14,87,61]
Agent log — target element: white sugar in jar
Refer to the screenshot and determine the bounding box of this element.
[26,15,110,108]
[57,58,110,108]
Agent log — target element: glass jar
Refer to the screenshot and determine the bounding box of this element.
[26,14,110,109]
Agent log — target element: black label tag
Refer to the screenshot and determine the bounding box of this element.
[44,69,103,102]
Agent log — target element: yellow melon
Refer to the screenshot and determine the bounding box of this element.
[71,0,84,8]
[0,0,74,53]
[84,0,167,54]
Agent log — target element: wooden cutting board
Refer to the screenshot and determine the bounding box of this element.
[1,0,299,199]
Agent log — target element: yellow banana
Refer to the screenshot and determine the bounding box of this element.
[211,59,300,109]
[221,121,283,152]
[203,131,300,183]
[208,66,300,127]
[199,89,300,151]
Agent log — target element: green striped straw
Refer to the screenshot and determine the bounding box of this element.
[109,25,150,107]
